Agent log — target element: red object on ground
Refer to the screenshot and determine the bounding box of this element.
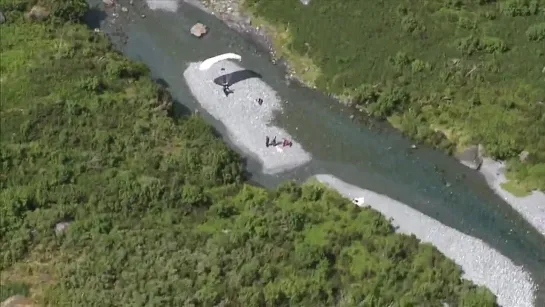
[282,139,293,147]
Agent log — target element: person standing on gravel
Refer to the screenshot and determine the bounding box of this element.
[222,84,233,97]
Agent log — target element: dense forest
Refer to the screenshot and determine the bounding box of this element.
[242,0,545,193]
[0,0,498,305]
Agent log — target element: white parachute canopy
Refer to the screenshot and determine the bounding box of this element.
[199,53,242,71]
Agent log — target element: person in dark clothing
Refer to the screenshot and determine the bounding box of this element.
[222,84,233,97]
[256,98,263,106]
[266,136,278,147]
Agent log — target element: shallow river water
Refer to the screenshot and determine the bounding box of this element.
[88,1,545,304]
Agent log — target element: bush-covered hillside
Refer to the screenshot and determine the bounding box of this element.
[1,1,497,306]
[242,0,545,193]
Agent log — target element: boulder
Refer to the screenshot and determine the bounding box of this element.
[455,144,483,170]
[24,5,49,22]
[55,221,72,234]
[1,295,34,307]
[190,23,208,38]
[0,10,6,24]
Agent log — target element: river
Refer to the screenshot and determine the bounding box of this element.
[87,1,545,305]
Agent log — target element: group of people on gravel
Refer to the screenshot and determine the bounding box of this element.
[266,136,293,148]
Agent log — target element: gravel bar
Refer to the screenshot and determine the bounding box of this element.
[184,61,312,174]
[316,174,536,307]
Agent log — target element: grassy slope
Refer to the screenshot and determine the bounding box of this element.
[241,0,545,194]
[1,1,497,306]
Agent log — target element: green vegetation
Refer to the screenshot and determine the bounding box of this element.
[1,1,497,305]
[242,0,545,192]
[1,281,30,301]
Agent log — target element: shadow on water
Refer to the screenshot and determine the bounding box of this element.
[83,6,107,29]
[213,69,262,86]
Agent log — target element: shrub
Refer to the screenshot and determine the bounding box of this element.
[456,35,508,55]
[526,22,545,41]
[499,0,541,17]
[0,282,30,301]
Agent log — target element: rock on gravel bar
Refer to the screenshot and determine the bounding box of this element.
[184,61,312,174]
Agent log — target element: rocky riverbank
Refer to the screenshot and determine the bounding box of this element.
[196,0,309,84]
[196,0,273,52]
[316,174,536,307]
[480,158,545,236]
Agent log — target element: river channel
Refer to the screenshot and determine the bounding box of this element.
[88,1,545,304]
